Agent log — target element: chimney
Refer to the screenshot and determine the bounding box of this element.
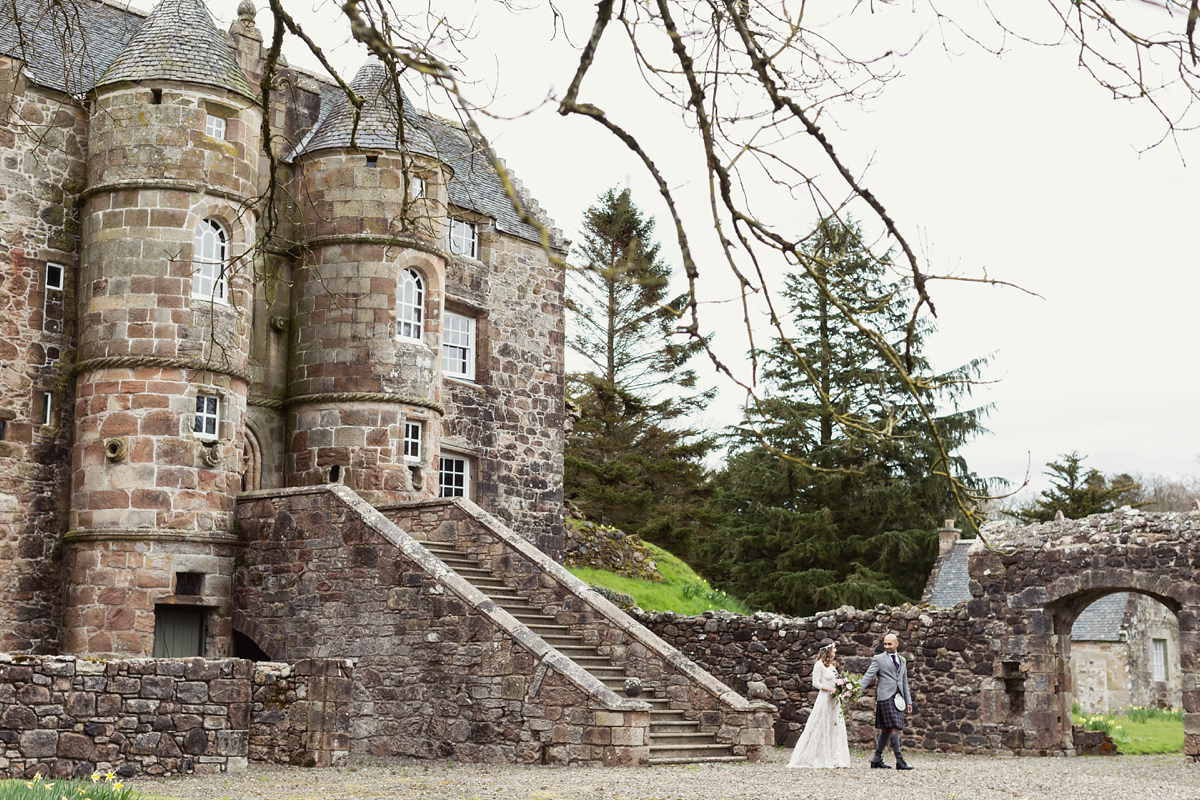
[937,519,960,555]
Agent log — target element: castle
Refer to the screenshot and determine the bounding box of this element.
[0,0,568,659]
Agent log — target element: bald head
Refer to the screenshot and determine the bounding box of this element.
[883,634,898,653]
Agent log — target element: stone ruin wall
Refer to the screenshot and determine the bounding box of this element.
[0,69,88,655]
[634,604,1014,754]
[0,655,350,779]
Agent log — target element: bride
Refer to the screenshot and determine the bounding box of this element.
[786,641,851,768]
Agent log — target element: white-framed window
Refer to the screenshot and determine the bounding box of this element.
[204,113,226,139]
[192,218,228,303]
[403,421,422,463]
[397,268,424,340]
[1152,638,1167,681]
[193,393,220,439]
[45,263,64,291]
[442,312,475,380]
[411,176,426,199]
[439,455,469,498]
[39,391,52,426]
[449,218,477,259]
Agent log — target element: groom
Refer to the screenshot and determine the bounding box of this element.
[860,633,914,770]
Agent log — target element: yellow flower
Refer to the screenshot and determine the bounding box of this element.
[105,771,115,781]
[112,782,123,790]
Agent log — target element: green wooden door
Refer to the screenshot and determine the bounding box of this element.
[152,606,205,657]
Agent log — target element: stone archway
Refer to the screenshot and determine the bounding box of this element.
[969,510,1199,759]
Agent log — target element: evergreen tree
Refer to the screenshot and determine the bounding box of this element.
[1013,452,1144,523]
[701,218,990,616]
[565,188,715,557]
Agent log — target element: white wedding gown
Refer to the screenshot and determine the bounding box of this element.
[786,661,851,768]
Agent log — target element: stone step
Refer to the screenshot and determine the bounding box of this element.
[649,720,700,733]
[648,731,719,746]
[648,755,748,766]
[648,743,737,759]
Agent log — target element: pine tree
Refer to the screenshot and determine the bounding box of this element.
[701,218,990,616]
[564,188,715,557]
[1013,452,1144,523]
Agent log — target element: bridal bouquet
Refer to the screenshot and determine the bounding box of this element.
[833,672,863,720]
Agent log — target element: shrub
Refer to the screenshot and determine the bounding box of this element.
[0,772,141,800]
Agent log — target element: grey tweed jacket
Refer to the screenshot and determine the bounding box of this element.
[861,652,913,708]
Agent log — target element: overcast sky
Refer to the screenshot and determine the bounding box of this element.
[207,0,1199,501]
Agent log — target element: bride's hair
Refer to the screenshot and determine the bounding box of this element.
[815,643,837,667]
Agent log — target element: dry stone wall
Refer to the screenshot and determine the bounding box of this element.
[0,654,350,779]
[562,519,661,583]
[634,605,1007,754]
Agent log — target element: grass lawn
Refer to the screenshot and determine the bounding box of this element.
[1072,709,1184,755]
[567,541,752,615]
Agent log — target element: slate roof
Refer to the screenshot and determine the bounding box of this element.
[290,58,555,247]
[1070,592,1129,642]
[927,539,973,608]
[0,0,144,96]
[95,0,254,99]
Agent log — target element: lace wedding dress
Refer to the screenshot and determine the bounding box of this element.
[786,661,851,768]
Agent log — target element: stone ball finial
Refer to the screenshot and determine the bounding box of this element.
[237,0,256,20]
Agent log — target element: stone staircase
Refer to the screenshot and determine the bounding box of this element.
[416,537,745,765]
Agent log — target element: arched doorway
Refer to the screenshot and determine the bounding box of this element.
[968,510,1199,759]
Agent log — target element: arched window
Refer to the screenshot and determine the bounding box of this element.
[193,218,228,302]
[397,268,424,340]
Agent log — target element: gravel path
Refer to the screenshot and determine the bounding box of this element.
[137,748,1200,800]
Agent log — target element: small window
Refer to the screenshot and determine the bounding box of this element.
[45,263,64,291]
[411,176,425,199]
[403,421,422,463]
[193,218,228,303]
[39,392,52,426]
[365,154,378,167]
[0,419,6,440]
[193,393,219,439]
[204,114,226,139]
[151,88,163,104]
[1152,638,1167,681]
[449,218,477,259]
[439,456,469,498]
[397,268,424,340]
[175,572,204,596]
[442,312,475,380]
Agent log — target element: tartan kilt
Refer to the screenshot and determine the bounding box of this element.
[875,697,906,730]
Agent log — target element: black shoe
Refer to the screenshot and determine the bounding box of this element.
[895,758,914,770]
[870,756,891,769]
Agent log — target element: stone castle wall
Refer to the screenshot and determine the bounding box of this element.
[635,605,1009,754]
[0,654,350,779]
[0,69,88,654]
[441,229,566,555]
[235,487,652,766]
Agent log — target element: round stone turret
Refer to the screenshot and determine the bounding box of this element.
[63,0,262,657]
[285,60,451,502]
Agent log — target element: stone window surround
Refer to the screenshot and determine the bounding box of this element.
[193,217,230,304]
[443,295,488,386]
[396,266,424,341]
[448,216,478,260]
[193,392,221,440]
[38,390,52,427]
[45,261,64,291]
[438,451,471,499]
[441,311,475,380]
[403,419,423,463]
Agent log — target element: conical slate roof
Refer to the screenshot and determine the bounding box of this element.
[289,58,436,157]
[95,0,254,99]
[291,59,558,247]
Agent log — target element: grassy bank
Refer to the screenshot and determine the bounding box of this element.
[1072,706,1184,755]
[568,542,752,616]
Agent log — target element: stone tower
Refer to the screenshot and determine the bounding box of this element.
[285,60,449,503]
[62,0,262,656]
